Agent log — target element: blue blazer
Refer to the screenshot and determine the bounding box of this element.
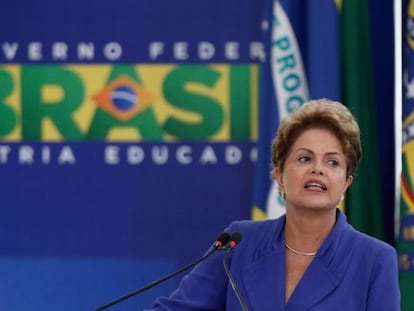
[147,210,400,310]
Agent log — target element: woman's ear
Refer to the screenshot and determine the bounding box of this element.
[274,167,283,189]
[274,167,286,200]
[344,175,353,192]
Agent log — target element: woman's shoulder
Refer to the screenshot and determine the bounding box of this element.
[342,221,397,258]
[330,210,396,257]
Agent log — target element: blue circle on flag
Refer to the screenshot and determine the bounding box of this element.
[111,86,138,111]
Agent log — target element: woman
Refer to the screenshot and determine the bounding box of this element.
[146,99,400,310]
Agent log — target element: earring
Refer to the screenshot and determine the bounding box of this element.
[277,185,285,201]
[279,190,286,200]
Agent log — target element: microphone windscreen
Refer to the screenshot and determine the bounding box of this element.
[230,231,242,245]
[216,232,231,245]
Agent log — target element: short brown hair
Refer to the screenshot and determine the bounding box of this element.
[271,99,361,177]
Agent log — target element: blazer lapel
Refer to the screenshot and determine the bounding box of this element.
[242,250,286,311]
[285,211,350,310]
[285,256,340,310]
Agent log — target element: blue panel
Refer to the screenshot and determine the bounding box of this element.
[0,0,263,63]
[0,142,255,262]
[0,257,176,310]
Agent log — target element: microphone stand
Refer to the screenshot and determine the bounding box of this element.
[95,247,218,310]
[223,247,249,311]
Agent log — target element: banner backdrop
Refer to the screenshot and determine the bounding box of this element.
[0,1,263,310]
[399,0,414,309]
[0,0,399,310]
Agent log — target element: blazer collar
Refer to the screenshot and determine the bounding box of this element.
[242,209,349,310]
[243,245,286,310]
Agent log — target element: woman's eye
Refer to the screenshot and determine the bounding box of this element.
[298,156,310,163]
[328,159,339,167]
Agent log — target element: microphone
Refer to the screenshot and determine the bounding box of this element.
[222,231,249,311]
[95,232,230,311]
[222,231,242,250]
[211,231,231,250]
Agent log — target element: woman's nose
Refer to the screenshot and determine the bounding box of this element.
[310,164,324,175]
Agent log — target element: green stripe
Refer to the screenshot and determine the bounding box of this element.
[230,65,251,140]
[341,0,384,239]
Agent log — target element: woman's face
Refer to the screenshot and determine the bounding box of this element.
[274,127,353,211]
